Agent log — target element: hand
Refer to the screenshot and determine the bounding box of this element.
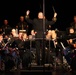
[26,10,30,15]
[35,31,37,34]
[31,30,37,35]
[54,12,57,17]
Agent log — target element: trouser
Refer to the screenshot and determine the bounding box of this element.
[35,39,45,65]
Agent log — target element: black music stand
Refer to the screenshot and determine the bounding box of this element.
[28,35,36,69]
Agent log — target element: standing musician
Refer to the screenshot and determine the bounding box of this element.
[16,16,29,34]
[25,10,57,65]
[1,19,12,36]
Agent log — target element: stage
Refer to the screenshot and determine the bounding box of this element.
[0,63,74,75]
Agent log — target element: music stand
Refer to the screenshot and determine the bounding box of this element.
[28,35,35,68]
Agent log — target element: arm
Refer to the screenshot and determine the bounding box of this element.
[25,10,34,24]
[46,12,57,25]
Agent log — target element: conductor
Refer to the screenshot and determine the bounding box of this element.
[25,10,57,65]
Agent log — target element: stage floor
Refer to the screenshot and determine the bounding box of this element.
[0,64,74,75]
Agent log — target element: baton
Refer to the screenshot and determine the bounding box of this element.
[52,6,56,13]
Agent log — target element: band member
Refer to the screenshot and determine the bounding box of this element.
[69,27,75,34]
[16,16,29,34]
[11,29,18,37]
[22,33,28,41]
[0,34,6,70]
[70,15,76,32]
[1,19,12,36]
[46,30,52,40]
[25,10,57,65]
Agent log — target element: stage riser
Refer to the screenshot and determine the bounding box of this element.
[29,66,52,70]
[2,71,52,75]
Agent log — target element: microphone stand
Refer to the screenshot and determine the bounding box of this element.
[42,0,46,71]
[42,0,45,66]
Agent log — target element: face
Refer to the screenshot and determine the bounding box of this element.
[23,33,27,39]
[38,12,44,19]
[47,30,52,36]
[4,20,8,25]
[74,16,76,22]
[18,32,23,39]
[20,16,24,22]
[51,30,57,39]
[69,28,74,33]
[0,35,3,42]
[11,29,16,35]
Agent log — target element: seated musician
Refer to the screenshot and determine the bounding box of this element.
[22,33,28,41]
[67,27,76,46]
[28,30,36,40]
[51,30,57,40]
[46,30,57,48]
[11,29,18,37]
[0,34,11,71]
[46,30,52,40]
[15,31,30,69]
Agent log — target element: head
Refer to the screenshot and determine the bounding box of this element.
[4,19,8,25]
[51,30,57,39]
[23,33,28,40]
[38,12,45,19]
[0,34,3,42]
[20,16,24,22]
[74,16,76,23]
[31,30,35,35]
[69,28,74,34]
[18,32,23,39]
[47,30,52,36]
[11,29,16,36]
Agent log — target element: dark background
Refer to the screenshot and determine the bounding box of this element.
[0,0,76,31]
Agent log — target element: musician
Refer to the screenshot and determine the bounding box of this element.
[16,16,29,34]
[15,31,30,69]
[0,34,5,70]
[22,33,28,41]
[46,30,52,40]
[11,29,18,38]
[25,10,57,65]
[70,15,76,32]
[1,19,12,36]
